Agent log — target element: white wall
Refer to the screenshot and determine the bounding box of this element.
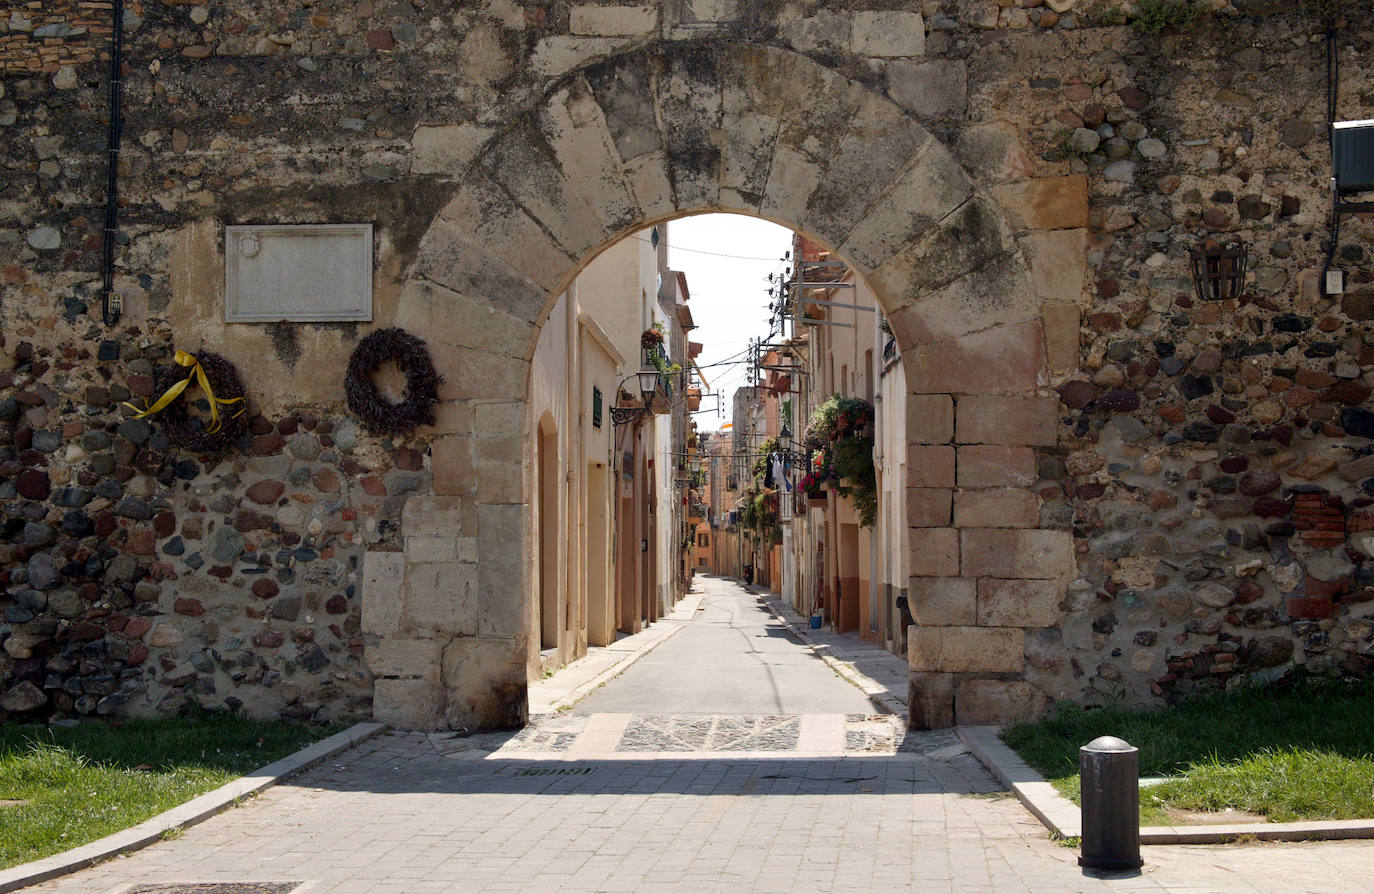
[528,289,572,673]
[876,315,908,654]
[571,225,679,624]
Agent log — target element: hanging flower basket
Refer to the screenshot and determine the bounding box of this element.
[640,326,664,349]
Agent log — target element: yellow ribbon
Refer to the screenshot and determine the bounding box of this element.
[121,350,245,433]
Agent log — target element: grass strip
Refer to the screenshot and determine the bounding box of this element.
[1144,748,1374,823]
[0,715,337,869]
[1001,676,1374,823]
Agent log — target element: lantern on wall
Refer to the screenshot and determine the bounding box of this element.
[1188,239,1248,302]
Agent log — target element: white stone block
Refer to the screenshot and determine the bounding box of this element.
[852,11,924,58]
[366,637,443,680]
[406,534,459,564]
[412,124,494,176]
[570,4,657,36]
[406,562,478,634]
[360,551,405,636]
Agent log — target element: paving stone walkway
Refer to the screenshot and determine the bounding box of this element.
[28,728,1374,894]
[23,576,1374,893]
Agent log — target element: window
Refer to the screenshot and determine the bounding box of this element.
[592,386,603,429]
[697,533,709,548]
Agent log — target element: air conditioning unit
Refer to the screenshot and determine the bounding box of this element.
[1333,120,1374,195]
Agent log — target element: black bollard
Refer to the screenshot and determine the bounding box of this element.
[1078,735,1143,871]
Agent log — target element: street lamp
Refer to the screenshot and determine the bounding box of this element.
[609,367,662,426]
[1188,238,1248,302]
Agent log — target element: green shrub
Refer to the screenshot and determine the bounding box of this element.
[830,434,877,528]
[807,394,874,444]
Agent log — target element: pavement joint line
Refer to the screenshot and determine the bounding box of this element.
[530,592,703,717]
[958,724,1374,845]
[479,751,924,762]
[752,589,909,723]
[0,721,388,894]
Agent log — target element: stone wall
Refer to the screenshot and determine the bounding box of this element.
[1,0,1372,726]
[994,11,1374,707]
[0,2,102,75]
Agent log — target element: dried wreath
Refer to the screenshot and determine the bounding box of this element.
[344,328,441,436]
[137,350,247,455]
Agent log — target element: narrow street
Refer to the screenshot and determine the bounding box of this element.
[574,575,875,712]
[501,574,916,758]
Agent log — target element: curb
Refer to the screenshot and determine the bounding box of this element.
[958,724,1374,845]
[957,725,1081,839]
[754,591,908,722]
[0,721,388,893]
[530,593,701,717]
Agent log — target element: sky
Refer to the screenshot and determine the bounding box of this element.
[666,214,794,431]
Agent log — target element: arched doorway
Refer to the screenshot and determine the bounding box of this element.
[372,40,1074,731]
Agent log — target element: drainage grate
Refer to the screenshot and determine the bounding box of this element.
[127,885,301,894]
[499,766,596,777]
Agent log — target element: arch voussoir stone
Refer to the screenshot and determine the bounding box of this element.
[428,171,577,305]
[715,47,793,214]
[798,92,931,251]
[392,279,537,362]
[886,252,1037,348]
[717,104,779,214]
[760,143,825,231]
[536,75,644,238]
[413,213,554,327]
[867,195,1014,312]
[583,52,661,165]
[653,43,725,212]
[837,141,974,274]
[756,53,867,225]
[776,59,866,166]
[480,123,611,262]
[580,53,677,223]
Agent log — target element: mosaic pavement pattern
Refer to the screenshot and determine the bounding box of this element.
[425,713,966,757]
[618,714,803,752]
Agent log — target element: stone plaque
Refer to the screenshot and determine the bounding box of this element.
[224,223,373,322]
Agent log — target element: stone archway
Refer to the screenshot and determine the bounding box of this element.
[372,39,1076,731]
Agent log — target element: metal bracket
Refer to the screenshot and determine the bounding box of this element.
[610,406,650,427]
[798,296,874,312]
[785,315,854,329]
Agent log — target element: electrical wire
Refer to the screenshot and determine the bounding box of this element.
[1324,22,1340,281]
[636,234,789,262]
[101,0,125,326]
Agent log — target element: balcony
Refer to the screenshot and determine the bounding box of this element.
[641,343,674,415]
